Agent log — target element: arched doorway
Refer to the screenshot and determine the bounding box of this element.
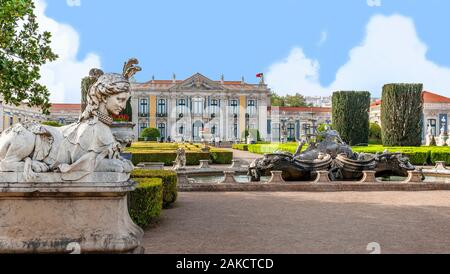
[192,120,203,142]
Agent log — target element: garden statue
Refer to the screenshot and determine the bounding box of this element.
[0,58,144,254]
[173,147,187,170]
[426,123,433,146]
[248,126,417,182]
[0,59,141,181]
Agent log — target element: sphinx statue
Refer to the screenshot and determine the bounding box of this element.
[0,59,141,181]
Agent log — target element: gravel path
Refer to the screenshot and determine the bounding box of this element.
[143,191,450,254]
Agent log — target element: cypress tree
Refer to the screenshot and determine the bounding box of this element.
[332,91,371,146]
[381,83,423,146]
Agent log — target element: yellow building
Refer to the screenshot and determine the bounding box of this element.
[0,99,47,132]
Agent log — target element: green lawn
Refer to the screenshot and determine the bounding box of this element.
[232,143,450,165]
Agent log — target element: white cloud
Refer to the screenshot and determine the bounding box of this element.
[35,0,100,103]
[66,0,81,7]
[367,0,382,7]
[266,14,450,98]
[265,48,328,96]
[317,31,328,47]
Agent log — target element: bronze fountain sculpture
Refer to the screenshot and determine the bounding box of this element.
[248,126,417,182]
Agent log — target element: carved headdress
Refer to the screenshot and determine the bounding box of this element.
[79,58,141,122]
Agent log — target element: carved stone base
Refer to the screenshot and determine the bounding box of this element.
[0,172,143,254]
[199,160,210,169]
[313,170,331,183]
[268,171,285,184]
[403,170,423,183]
[359,171,377,183]
[220,171,237,184]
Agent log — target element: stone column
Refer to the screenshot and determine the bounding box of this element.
[131,95,139,140]
[313,170,331,183]
[168,95,177,139]
[258,95,268,141]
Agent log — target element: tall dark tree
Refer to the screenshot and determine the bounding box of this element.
[381,83,423,146]
[0,0,58,114]
[332,91,371,146]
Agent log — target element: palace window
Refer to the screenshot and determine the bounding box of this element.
[157,99,166,115]
[139,98,149,116]
[139,122,148,135]
[427,119,437,136]
[247,100,256,116]
[179,124,184,135]
[287,123,295,141]
[158,123,166,139]
[211,125,217,135]
[192,98,203,115]
[210,99,219,115]
[178,99,186,114]
[230,100,238,115]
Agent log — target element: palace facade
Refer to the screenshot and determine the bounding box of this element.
[131,73,332,142]
[369,91,450,143]
[131,73,271,142]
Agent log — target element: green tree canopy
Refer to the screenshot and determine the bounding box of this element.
[270,92,311,107]
[0,0,58,114]
[140,128,161,141]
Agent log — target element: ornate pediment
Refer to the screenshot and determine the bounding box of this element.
[170,73,225,91]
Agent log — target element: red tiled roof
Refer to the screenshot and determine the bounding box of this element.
[370,99,382,107]
[370,91,450,107]
[50,103,81,111]
[422,91,450,103]
[268,106,331,113]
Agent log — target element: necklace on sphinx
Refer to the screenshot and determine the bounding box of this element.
[96,111,113,126]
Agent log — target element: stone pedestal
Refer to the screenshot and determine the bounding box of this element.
[268,171,285,184]
[313,170,331,183]
[359,171,377,183]
[434,161,447,170]
[199,160,210,169]
[403,170,423,183]
[229,160,242,169]
[220,171,237,184]
[0,172,143,254]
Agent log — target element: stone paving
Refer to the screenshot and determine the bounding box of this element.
[143,191,450,254]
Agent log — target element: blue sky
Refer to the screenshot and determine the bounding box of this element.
[36,0,450,102]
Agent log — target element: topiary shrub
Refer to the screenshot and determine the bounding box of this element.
[140,127,160,141]
[210,150,233,164]
[332,91,371,146]
[381,83,423,146]
[42,121,63,127]
[131,169,178,209]
[129,178,163,228]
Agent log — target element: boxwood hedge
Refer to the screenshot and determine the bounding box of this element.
[129,178,163,228]
[131,169,178,209]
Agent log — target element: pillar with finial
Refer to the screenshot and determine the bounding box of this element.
[172,73,176,83]
[241,76,245,85]
[220,74,224,84]
[152,75,155,82]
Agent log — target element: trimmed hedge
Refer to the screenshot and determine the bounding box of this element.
[131,151,210,166]
[210,150,233,164]
[332,91,370,146]
[131,169,178,209]
[381,83,423,146]
[233,143,450,165]
[129,178,163,228]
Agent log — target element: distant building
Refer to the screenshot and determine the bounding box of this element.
[131,73,270,142]
[47,104,81,125]
[0,99,47,132]
[268,106,332,142]
[304,96,332,107]
[369,91,450,143]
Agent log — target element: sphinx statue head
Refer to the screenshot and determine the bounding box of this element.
[80,59,141,125]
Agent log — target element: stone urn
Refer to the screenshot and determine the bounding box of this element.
[111,121,136,148]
